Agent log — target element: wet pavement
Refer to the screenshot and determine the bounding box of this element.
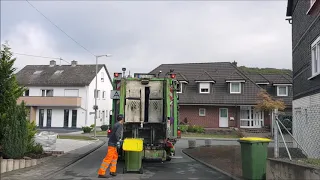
[48,139,233,180]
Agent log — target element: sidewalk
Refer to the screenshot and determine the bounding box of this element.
[1,140,105,180]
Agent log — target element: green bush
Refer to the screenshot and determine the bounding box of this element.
[193,125,205,133]
[82,126,93,133]
[179,125,188,132]
[26,121,43,154]
[2,102,28,159]
[27,143,43,155]
[100,125,109,131]
[186,125,205,133]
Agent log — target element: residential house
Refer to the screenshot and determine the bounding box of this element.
[149,62,292,129]
[16,60,113,129]
[286,0,320,158]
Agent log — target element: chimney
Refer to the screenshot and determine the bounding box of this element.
[49,60,56,67]
[232,60,237,67]
[71,60,77,67]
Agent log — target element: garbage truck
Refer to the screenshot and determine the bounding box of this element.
[108,71,180,162]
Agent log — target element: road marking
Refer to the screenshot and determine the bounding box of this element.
[170,156,183,159]
[188,178,199,180]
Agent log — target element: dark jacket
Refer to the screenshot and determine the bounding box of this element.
[108,122,123,147]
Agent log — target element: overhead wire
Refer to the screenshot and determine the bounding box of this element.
[25,0,96,57]
[12,52,71,64]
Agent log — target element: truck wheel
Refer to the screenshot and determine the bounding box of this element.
[123,167,127,174]
[139,167,143,174]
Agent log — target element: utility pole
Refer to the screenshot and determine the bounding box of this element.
[93,54,111,138]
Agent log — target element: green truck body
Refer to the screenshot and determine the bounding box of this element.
[109,72,179,161]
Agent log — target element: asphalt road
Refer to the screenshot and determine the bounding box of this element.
[48,139,232,180]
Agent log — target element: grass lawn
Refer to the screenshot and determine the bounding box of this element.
[58,135,97,141]
[301,159,320,166]
[182,133,239,138]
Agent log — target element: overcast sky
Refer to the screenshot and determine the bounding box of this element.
[1,1,292,75]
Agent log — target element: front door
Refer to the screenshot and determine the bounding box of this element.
[72,110,77,128]
[219,108,229,127]
[64,109,69,128]
[47,109,52,128]
[39,109,44,127]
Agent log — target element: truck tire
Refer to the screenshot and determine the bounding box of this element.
[139,167,143,174]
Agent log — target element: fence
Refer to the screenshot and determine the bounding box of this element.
[273,104,320,160]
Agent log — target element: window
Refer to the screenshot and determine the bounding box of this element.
[54,70,64,74]
[311,35,320,78]
[199,108,206,116]
[101,72,104,82]
[41,89,53,97]
[230,82,241,94]
[199,82,210,94]
[277,86,288,96]
[94,90,101,98]
[102,91,106,99]
[64,89,79,97]
[24,89,29,96]
[177,82,182,93]
[33,70,42,75]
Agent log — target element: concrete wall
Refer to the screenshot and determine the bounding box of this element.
[266,158,320,180]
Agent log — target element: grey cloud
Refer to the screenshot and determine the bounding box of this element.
[1,1,292,75]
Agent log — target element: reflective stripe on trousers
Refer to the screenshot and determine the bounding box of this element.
[98,146,118,175]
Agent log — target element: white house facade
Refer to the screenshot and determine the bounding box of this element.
[16,60,113,128]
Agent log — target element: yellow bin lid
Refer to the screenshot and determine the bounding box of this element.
[239,137,271,142]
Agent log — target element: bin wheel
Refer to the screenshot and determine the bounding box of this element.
[139,167,143,174]
[123,167,127,174]
[166,156,172,161]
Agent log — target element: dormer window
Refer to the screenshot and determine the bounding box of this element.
[230,82,241,94]
[273,84,291,97]
[199,82,210,94]
[54,70,64,74]
[33,70,42,75]
[177,81,188,93]
[277,86,288,96]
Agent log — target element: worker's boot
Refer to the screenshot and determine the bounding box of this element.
[98,174,108,178]
[110,172,117,176]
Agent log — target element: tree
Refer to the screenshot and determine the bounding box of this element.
[255,89,286,112]
[0,42,28,158]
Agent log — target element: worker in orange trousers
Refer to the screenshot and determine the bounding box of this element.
[98,114,124,178]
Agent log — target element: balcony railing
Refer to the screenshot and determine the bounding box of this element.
[240,119,264,128]
[17,96,81,107]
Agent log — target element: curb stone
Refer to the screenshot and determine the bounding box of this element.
[182,148,243,180]
[44,140,105,179]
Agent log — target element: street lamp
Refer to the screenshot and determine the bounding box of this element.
[94,54,112,138]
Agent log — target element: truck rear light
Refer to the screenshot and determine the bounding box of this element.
[114,73,119,77]
[170,74,176,79]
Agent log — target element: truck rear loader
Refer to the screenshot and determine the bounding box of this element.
[109,71,180,162]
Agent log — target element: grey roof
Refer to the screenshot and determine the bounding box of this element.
[16,64,112,86]
[195,71,215,82]
[149,62,292,107]
[150,62,263,105]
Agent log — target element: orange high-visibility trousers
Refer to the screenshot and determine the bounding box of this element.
[98,146,118,175]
